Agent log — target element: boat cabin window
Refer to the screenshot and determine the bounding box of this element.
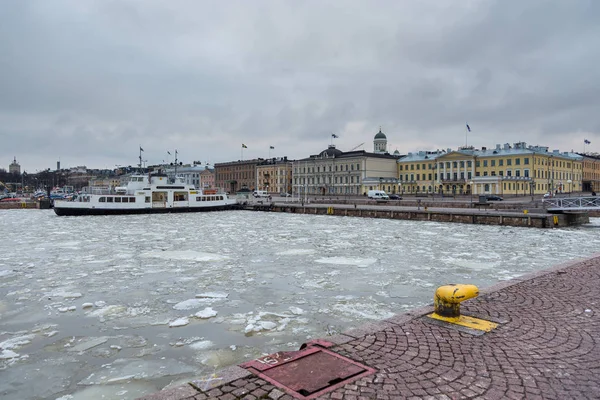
[145,196,150,203]
[121,197,128,203]
[174,192,188,201]
[107,197,114,203]
[99,197,106,203]
[115,197,121,203]
[130,197,136,203]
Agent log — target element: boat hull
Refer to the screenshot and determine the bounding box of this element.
[54,204,240,216]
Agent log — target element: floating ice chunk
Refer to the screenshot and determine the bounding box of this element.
[78,359,195,385]
[94,301,106,307]
[169,317,190,327]
[230,345,237,351]
[0,270,15,277]
[0,349,19,359]
[276,249,316,256]
[67,337,109,352]
[0,334,35,350]
[314,257,377,267]
[141,250,230,262]
[173,299,207,310]
[57,382,154,399]
[82,303,94,309]
[47,290,83,299]
[87,305,127,318]
[44,331,59,337]
[244,321,277,334]
[189,340,213,350]
[289,306,304,315]
[194,307,218,319]
[195,292,228,299]
[332,302,395,320]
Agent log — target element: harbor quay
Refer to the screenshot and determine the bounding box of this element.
[244,201,590,229]
[139,254,600,400]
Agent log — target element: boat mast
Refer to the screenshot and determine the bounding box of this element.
[174,150,178,183]
[139,146,144,171]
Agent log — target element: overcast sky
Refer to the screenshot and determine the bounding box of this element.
[1,0,599,172]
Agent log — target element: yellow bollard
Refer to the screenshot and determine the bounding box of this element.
[428,284,498,332]
[523,210,528,214]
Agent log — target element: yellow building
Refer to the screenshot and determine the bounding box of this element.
[581,154,600,193]
[397,150,446,195]
[398,143,583,196]
[256,157,293,194]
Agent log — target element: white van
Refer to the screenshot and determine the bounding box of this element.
[367,190,389,200]
[253,190,269,198]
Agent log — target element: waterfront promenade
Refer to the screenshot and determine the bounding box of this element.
[140,254,600,400]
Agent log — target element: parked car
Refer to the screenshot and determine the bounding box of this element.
[485,195,503,201]
[543,192,552,198]
[388,194,402,200]
[280,192,292,197]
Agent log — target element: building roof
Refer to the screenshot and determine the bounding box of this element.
[399,143,584,162]
[298,145,400,162]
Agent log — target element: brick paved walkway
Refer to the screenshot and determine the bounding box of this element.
[140,255,600,400]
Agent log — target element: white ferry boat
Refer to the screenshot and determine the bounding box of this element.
[54,170,238,216]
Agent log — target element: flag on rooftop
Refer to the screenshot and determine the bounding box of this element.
[269,146,275,149]
[242,144,248,148]
[332,133,339,138]
[584,139,591,144]
[466,124,471,132]
[140,146,144,152]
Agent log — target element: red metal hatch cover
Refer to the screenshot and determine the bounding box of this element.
[240,340,376,399]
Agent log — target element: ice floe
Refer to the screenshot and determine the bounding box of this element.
[314,257,377,267]
[194,307,218,319]
[169,317,190,327]
[141,250,230,262]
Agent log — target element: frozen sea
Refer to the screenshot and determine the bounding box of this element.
[1,209,599,400]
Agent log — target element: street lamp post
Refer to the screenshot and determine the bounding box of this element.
[567,179,572,196]
[469,181,474,204]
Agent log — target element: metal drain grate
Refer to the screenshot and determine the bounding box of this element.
[241,341,376,399]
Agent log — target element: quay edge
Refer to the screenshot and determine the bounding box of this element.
[243,203,590,228]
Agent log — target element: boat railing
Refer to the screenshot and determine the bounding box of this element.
[86,186,114,195]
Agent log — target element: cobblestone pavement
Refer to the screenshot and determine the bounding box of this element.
[139,255,600,400]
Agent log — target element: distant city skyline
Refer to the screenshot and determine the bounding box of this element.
[1,1,598,172]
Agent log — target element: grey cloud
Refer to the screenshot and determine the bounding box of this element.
[1,0,599,171]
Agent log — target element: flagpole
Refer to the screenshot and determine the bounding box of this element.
[465,123,468,147]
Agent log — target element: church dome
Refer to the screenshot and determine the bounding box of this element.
[320,145,343,157]
[374,128,386,140]
[393,149,400,155]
